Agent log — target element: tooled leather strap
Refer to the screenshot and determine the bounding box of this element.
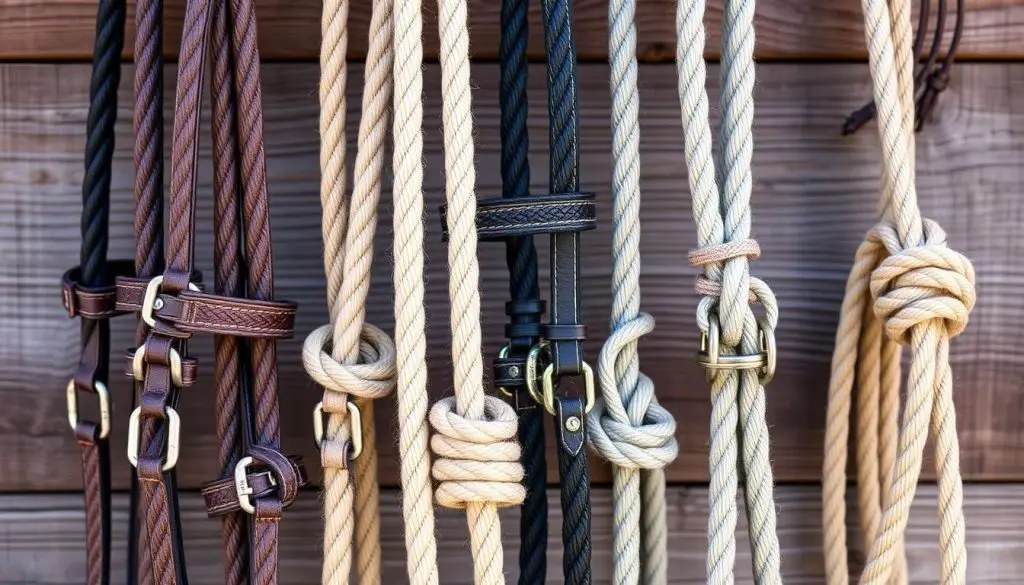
[63,0,128,583]
[539,0,592,582]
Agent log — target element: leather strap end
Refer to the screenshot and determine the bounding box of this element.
[201,454,307,517]
[440,192,597,241]
[61,260,136,319]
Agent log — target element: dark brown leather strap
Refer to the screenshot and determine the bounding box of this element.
[62,260,135,319]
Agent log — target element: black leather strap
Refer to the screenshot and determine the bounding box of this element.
[441,192,597,241]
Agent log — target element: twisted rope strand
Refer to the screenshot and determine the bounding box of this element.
[821,0,975,581]
[674,0,783,581]
[391,0,440,583]
[587,2,679,583]
[428,0,525,583]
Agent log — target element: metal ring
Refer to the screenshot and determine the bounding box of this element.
[140,275,200,328]
[524,340,551,406]
[696,315,777,386]
[495,343,514,398]
[126,406,181,471]
[66,379,110,440]
[313,400,363,460]
[132,344,184,388]
[540,360,596,416]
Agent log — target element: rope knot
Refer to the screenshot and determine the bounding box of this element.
[302,322,397,412]
[587,312,679,468]
[428,395,526,509]
[868,219,976,344]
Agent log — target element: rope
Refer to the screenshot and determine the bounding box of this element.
[391,0,441,583]
[496,0,549,582]
[428,0,526,583]
[587,0,679,584]
[821,0,976,580]
[304,0,395,583]
[673,0,784,582]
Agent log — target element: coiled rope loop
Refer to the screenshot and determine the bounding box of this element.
[821,0,975,581]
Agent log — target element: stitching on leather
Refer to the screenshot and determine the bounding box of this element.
[476,201,592,217]
[478,218,594,233]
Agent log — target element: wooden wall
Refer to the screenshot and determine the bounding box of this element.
[2,0,1024,582]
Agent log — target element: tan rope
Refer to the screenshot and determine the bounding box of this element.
[427,0,525,584]
[303,0,395,583]
[391,0,441,583]
[821,0,976,581]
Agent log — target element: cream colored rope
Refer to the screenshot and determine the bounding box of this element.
[674,0,784,582]
[391,0,440,583]
[303,0,396,583]
[427,0,525,584]
[821,0,976,581]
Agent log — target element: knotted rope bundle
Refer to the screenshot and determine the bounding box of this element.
[302,0,396,582]
[427,0,526,583]
[673,0,784,582]
[821,0,976,581]
[586,0,679,583]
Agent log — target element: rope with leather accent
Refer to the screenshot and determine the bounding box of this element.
[301,0,396,583]
[586,0,679,583]
[673,0,784,581]
[60,0,127,581]
[821,0,975,579]
[427,0,526,583]
[391,0,441,583]
[119,1,308,583]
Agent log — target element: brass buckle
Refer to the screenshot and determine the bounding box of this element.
[234,455,277,515]
[526,340,596,416]
[66,379,110,439]
[132,344,184,388]
[312,400,363,460]
[126,406,181,471]
[140,275,200,328]
[495,343,514,398]
[696,315,776,385]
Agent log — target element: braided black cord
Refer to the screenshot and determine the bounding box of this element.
[557,417,592,585]
[539,0,590,583]
[80,0,126,289]
[499,1,548,583]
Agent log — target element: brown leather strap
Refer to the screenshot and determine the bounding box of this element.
[201,455,308,517]
[116,277,297,339]
[62,260,135,319]
[123,347,199,386]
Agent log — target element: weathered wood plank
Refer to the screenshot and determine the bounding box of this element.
[1,485,1021,583]
[0,0,1020,61]
[2,62,1023,490]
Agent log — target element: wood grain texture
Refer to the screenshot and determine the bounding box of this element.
[2,62,1023,491]
[0,0,1021,61]
[2,485,1022,583]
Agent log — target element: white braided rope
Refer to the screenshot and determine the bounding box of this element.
[391,0,440,583]
[305,1,396,583]
[673,0,783,582]
[586,1,678,584]
[821,0,975,582]
[427,1,525,584]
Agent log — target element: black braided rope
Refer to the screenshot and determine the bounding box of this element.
[499,1,549,583]
[539,0,590,582]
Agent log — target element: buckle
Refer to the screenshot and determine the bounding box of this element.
[525,340,595,416]
[132,343,185,387]
[312,400,363,460]
[696,315,776,385]
[127,406,181,471]
[141,275,200,327]
[66,379,110,439]
[234,456,277,514]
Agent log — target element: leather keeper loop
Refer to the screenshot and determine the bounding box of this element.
[493,355,529,389]
[116,277,296,339]
[200,454,308,517]
[440,192,597,241]
[505,299,545,318]
[545,323,588,341]
[505,323,545,340]
[124,348,199,386]
[61,260,136,319]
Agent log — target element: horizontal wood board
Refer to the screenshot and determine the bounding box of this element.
[0,0,1021,61]
[1,62,1023,491]
[2,485,1022,583]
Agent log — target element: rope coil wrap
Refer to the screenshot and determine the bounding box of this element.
[674,0,785,581]
[586,1,679,583]
[304,0,395,582]
[822,0,975,580]
[427,0,525,583]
